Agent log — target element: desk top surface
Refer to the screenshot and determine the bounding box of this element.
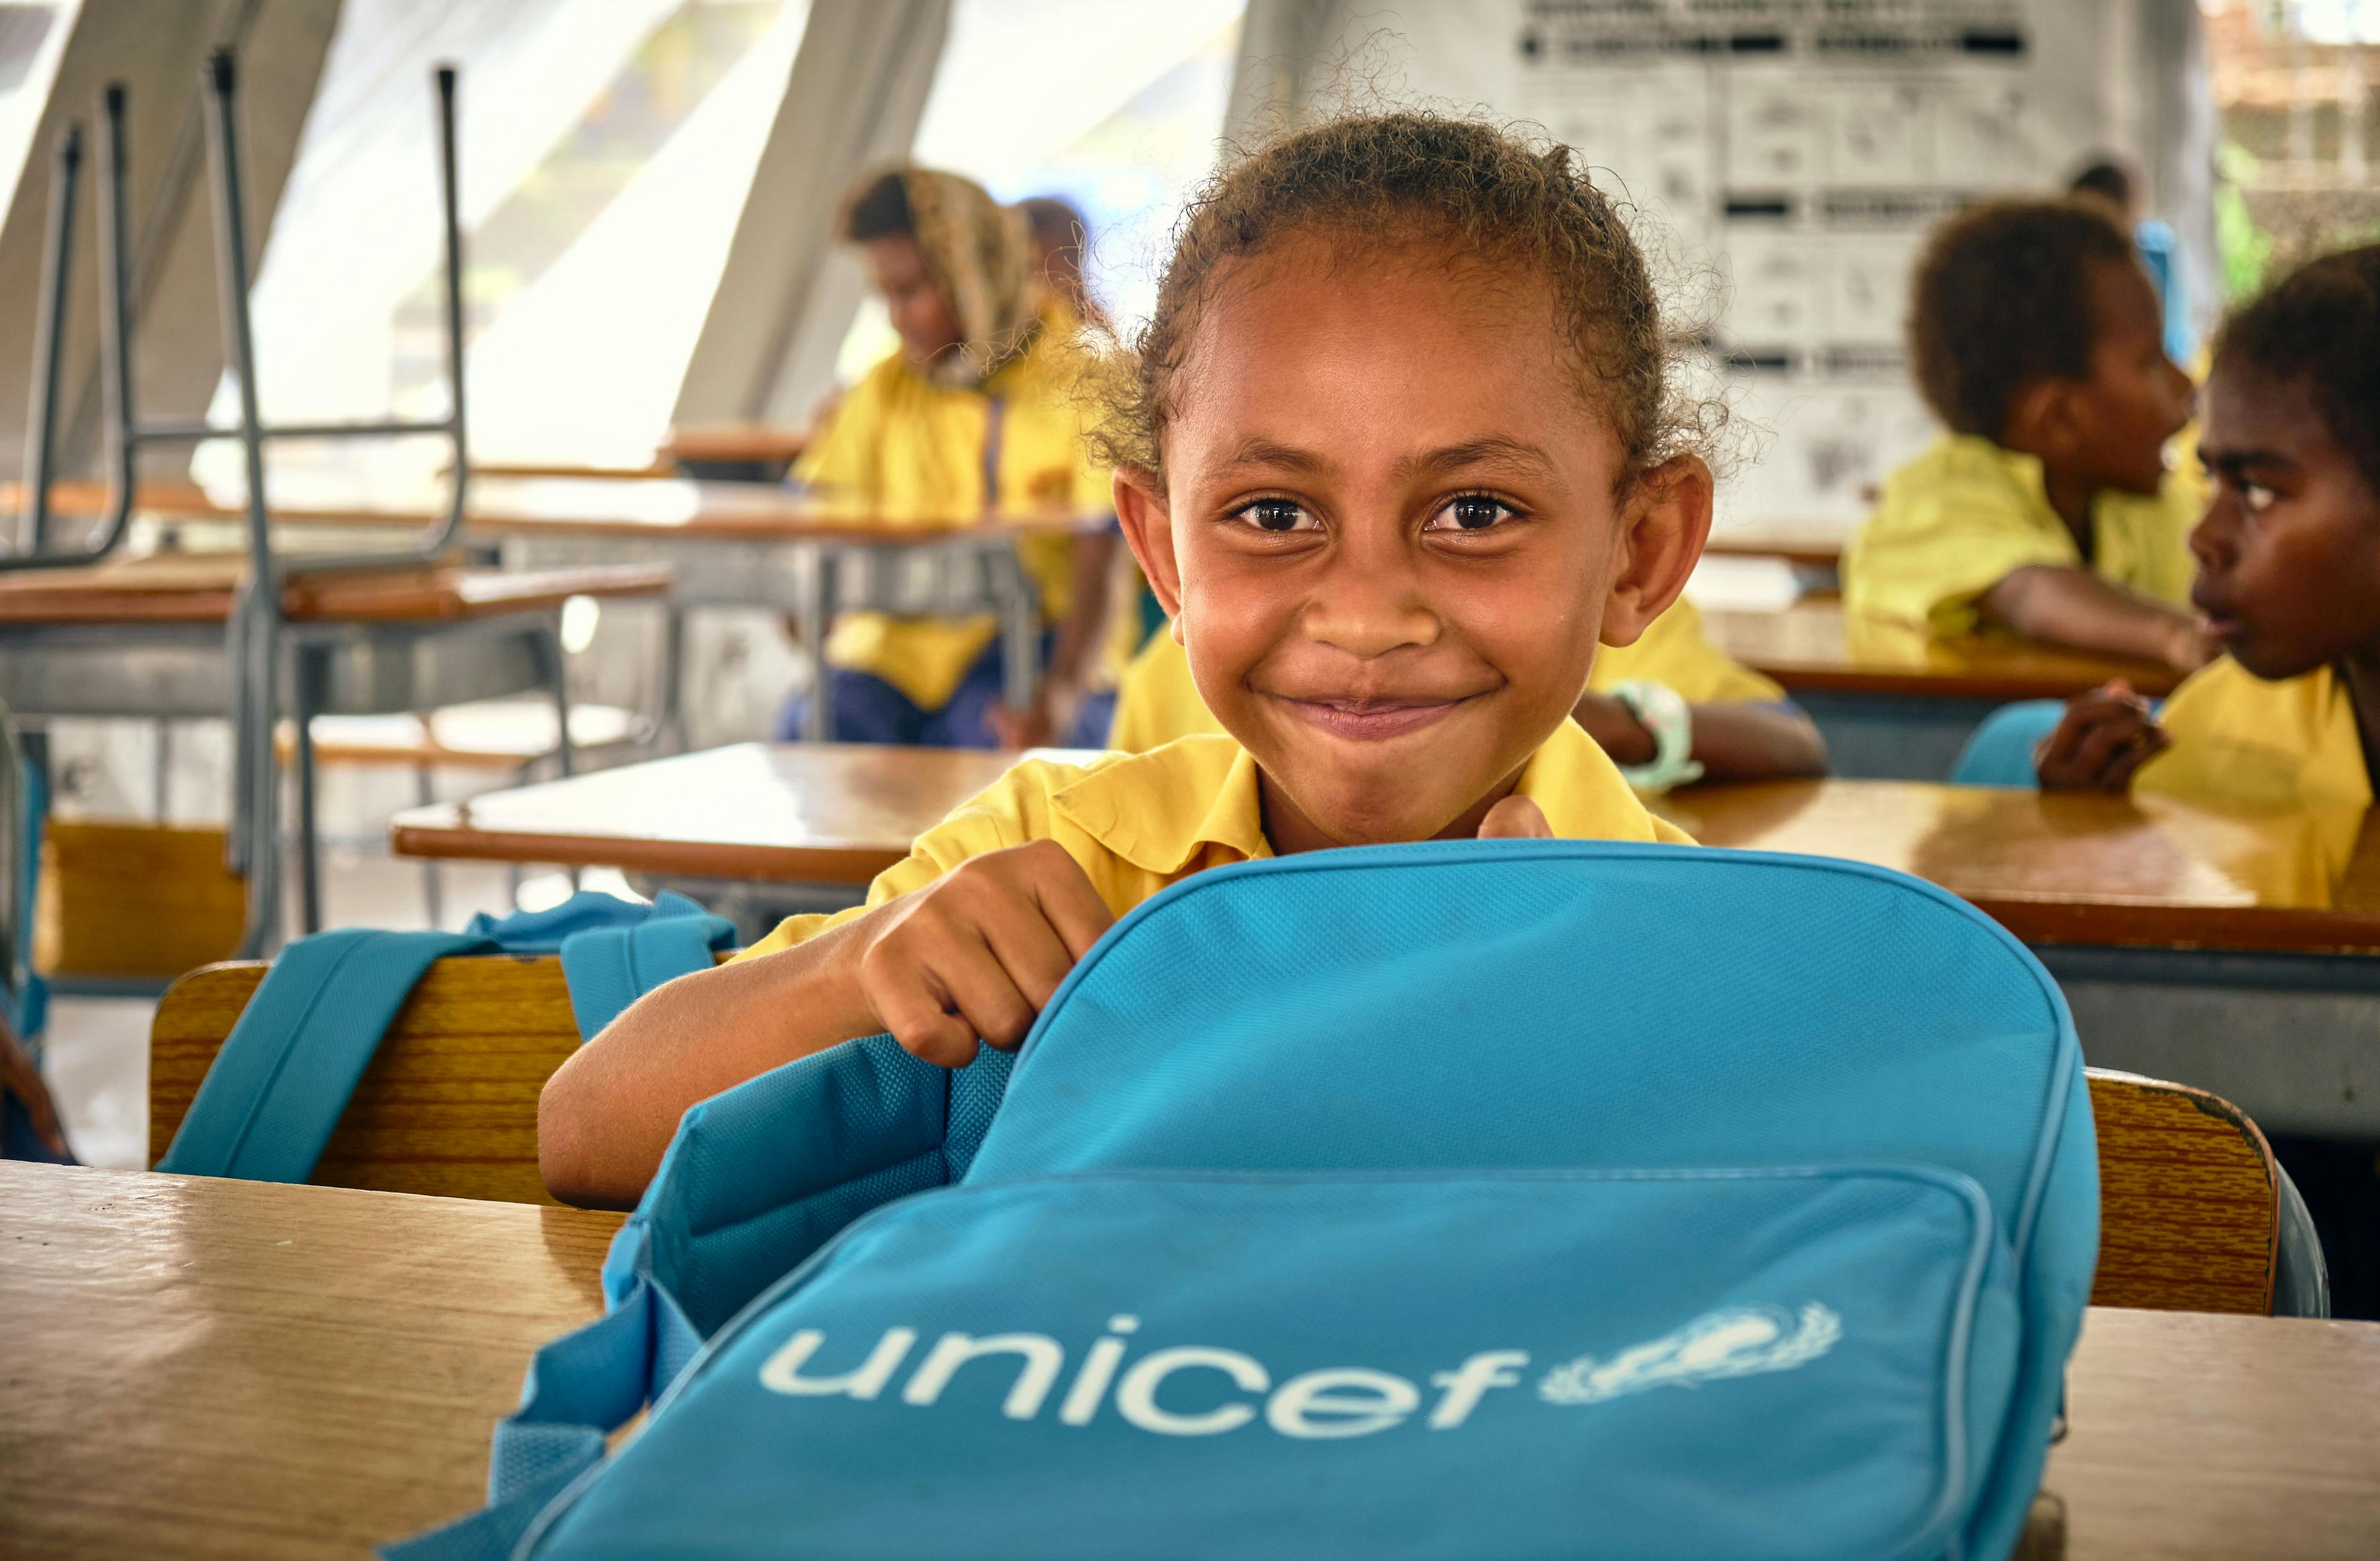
[0,554,671,626]
[1703,599,2183,701]
[391,741,1095,885]
[4,477,1110,543]
[4,1161,2377,1560]
[0,1162,624,1560]
[660,421,808,466]
[1698,523,1846,570]
[394,746,2380,953]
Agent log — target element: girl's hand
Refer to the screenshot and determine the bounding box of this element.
[1478,795,1553,838]
[842,840,1114,1067]
[2159,618,2221,675]
[2034,681,2170,792]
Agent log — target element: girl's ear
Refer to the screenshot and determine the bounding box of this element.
[1599,454,1712,647]
[1113,465,1181,616]
[2003,378,2079,460]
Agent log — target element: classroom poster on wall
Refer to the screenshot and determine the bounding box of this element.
[1475,0,2152,534]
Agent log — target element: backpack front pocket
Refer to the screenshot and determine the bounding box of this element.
[527,1167,2016,1561]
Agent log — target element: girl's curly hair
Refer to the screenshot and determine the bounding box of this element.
[1087,110,1722,490]
[2215,244,2380,497]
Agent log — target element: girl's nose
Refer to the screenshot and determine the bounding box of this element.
[1298,540,1440,659]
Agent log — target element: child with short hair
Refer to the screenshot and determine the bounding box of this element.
[541,112,1718,1208]
[1845,200,2209,673]
[782,166,1119,749]
[1106,598,1827,790]
[2035,245,2380,804]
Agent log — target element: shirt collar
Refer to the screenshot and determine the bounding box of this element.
[1050,735,1272,876]
[1050,720,1653,876]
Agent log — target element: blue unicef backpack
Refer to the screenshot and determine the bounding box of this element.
[397,840,2096,1561]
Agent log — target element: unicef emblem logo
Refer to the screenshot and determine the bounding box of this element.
[1538,1303,1843,1406]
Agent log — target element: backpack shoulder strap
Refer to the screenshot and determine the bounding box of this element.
[156,927,488,1181]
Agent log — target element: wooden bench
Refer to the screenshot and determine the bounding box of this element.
[150,955,2291,1311]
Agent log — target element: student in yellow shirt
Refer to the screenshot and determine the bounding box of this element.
[2034,245,2380,806]
[779,167,1119,748]
[1108,597,1826,789]
[540,112,1718,1206]
[1844,200,2212,673]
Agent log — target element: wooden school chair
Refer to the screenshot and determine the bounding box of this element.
[151,955,583,1206]
[2088,1069,2292,1314]
[149,960,2297,1311]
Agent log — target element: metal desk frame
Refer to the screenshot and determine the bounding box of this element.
[2,54,579,954]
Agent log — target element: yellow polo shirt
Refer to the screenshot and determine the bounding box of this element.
[2135,659,2373,809]
[1106,598,1786,755]
[796,309,1110,711]
[738,722,1692,958]
[1844,434,2198,637]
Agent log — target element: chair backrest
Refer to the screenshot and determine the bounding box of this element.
[150,958,2286,1308]
[151,953,580,1205]
[2086,1068,2280,1314]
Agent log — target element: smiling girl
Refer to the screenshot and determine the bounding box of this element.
[540,112,1719,1208]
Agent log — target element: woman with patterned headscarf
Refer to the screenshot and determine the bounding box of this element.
[780,166,1122,750]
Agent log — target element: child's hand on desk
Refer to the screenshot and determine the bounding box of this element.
[2034,681,2170,791]
[841,841,1114,1067]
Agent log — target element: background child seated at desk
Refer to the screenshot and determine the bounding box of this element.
[1107,598,1827,790]
[780,166,1119,749]
[2037,244,2380,808]
[540,111,1719,1207]
[1844,200,2210,674]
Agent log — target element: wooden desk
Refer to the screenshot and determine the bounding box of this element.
[394,753,2380,1134]
[0,475,1108,544]
[1699,523,1845,573]
[0,552,672,626]
[0,1161,623,1560]
[390,741,1100,882]
[396,749,2376,953]
[467,459,672,481]
[1667,780,2380,957]
[5,1162,2378,1560]
[10,479,1114,744]
[1670,778,2380,1137]
[661,421,807,480]
[1701,601,2180,781]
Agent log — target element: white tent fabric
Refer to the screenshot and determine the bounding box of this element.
[671,0,952,429]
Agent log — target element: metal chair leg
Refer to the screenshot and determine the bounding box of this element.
[659,603,688,754]
[800,546,836,742]
[291,645,323,936]
[413,757,443,931]
[539,619,580,891]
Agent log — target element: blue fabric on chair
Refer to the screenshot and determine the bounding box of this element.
[11,746,46,1047]
[1950,699,2066,787]
[157,891,734,1184]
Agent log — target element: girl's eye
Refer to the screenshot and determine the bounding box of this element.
[1425,494,1519,533]
[1230,498,1318,533]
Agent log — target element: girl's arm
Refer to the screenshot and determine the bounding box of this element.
[1677,701,1830,781]
[537,918,879,1210]
[1572,692,1830,784]
[1981,565,2215,673]
[538,841,1113,1209]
